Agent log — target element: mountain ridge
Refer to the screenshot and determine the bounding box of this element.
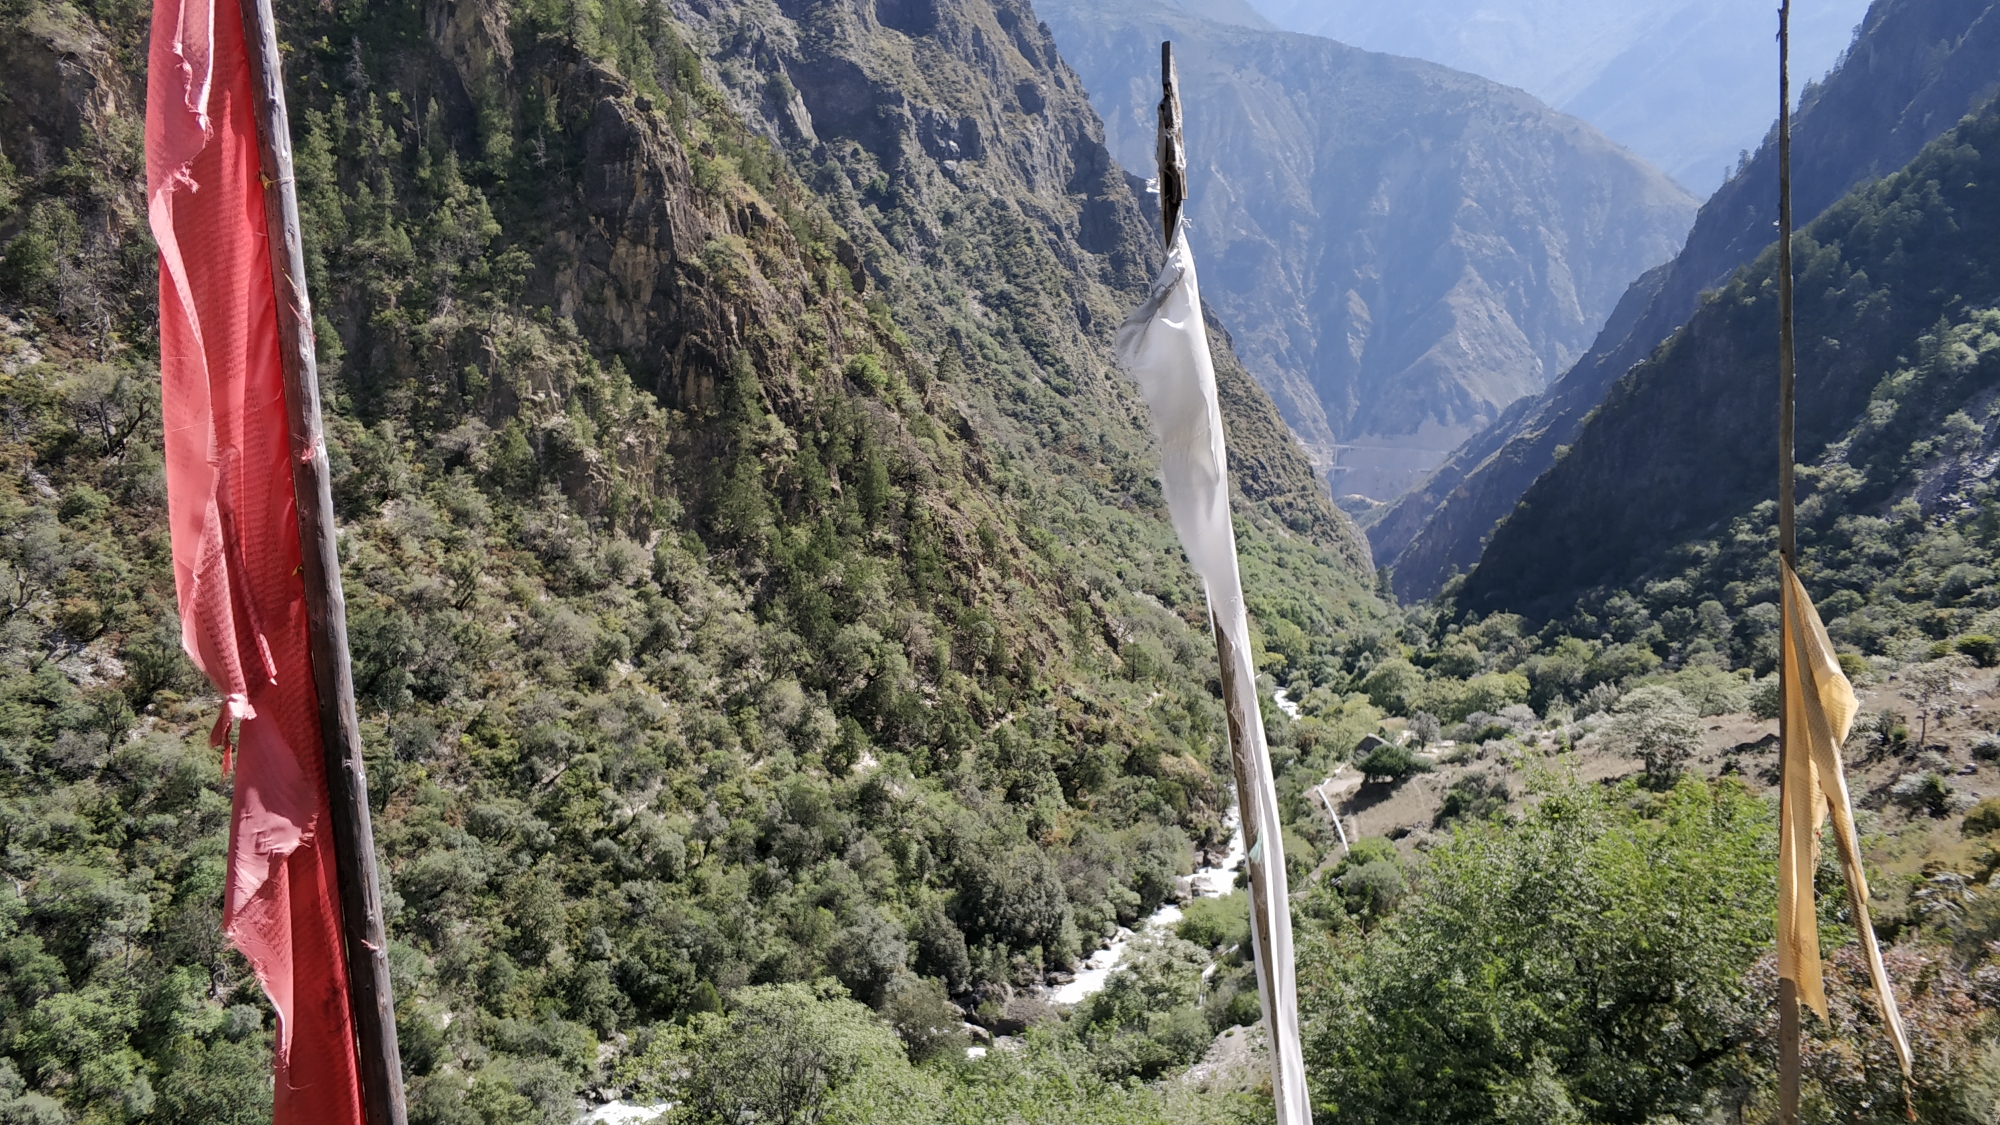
[1377,0,2000,600]
[1037,0,1698,501]
[1244,0,1870,196]
[1459,93,2000,618]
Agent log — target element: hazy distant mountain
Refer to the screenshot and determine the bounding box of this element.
[1168,0,1275,29]
[1243,0,1870,196]
[1376,0,2000,600]
[1039,0,1697,499]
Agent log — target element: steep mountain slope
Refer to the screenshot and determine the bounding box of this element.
[0,0,1376,1117]
[1458,98,2000,620]
[1247,0,1869,196]
[1379,0,2000,599]
[660,0,1369,566]
[1038,0,1697,501]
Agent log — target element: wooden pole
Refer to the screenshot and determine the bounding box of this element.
[1213,611,1273,982]
[1777,0,1796,572]
[238,1,408,1122]
[1775,2,1801,1122]
[1157,42,1186,240]
[1214,606,1312,1125]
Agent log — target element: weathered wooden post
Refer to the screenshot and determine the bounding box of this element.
[238,1,408,1120]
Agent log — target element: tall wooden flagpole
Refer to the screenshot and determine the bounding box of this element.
[238,1,408,1121]
[1775,2,1801,1120]
[1771,20,1914,1115]
[1157,42,1187,237]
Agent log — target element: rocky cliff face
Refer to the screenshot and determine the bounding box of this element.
[1378,0,2000,600]
[661,0,1371,568]
[1038,0,1697,502]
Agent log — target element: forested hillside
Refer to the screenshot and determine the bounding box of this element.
[9,0,2000,1123]
[1040,0,1696,501]
[1461,93,2000,630]
[1376,0,2000,600]
[0,0,1377,1119]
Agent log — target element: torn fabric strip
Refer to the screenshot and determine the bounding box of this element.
[145,0,363,1119]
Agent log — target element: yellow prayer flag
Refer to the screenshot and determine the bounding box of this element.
[1777,558,1913,1080]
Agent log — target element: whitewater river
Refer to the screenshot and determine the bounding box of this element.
[582,728,1267,1117]
[581,813,1248,1116]
[1046,807,1246,1005]
[1045,685,1291,1007]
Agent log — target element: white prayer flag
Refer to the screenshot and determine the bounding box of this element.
[1116,220,1310,1124]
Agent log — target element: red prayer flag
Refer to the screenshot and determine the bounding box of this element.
[146,1,363,1120]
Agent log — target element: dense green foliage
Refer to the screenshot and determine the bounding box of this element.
[613,977,1261,1124]
[7,0,2000,1122]
[1301,776,2000,1124]
[1304,779,1776,1123]
[0,0,1378,1119]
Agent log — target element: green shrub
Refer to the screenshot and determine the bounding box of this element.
[1326,838,1404,922]
[1341,837,1398,868]
[1435,772,1509,827]
[1460,672,1530,719]
[1408,711,1443,744]
[57,483,111,523]
[1339,859,1406,921]
[0,211,60,300]
[1304,779,1775,1125]
[880,974,967,1063]
[1892,772,1954,818]
[1414,676,1469,722]
[1963,797,2000,837]
[844,353,893,393]
[1430,640,1481,679]
[618,981,905,1121]
[1355,742,1429,785]
[1073,933,1217,1080]
[1607,686,1705,786]
[1175,891,1249,951]
[1360,658,1426,715]
[1957,634,2000,667]
[1218,988,1262,1030]
[1453,715,1512,745]
[1283,827,1320,884]
[1662,665,1749,716]
[1747,676,1782,721]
